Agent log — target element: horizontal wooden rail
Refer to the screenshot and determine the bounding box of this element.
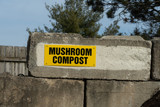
[0,46,28,76]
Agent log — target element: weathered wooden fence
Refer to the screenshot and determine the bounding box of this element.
[0,46,28,75]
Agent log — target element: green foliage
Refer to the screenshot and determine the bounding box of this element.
[131,27,151,40]
[87,0,160,23]
[131,23,160,40]
[102,20,120,36]
[87,0,160,37]
[29,0,102,38]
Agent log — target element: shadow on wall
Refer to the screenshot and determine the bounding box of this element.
[141,91,160,107]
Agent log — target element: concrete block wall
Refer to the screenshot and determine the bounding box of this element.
[1,72,160,107]
[0,46,28,75]
[152,37,160,80]
[0,72,84,107]
[28,33,152,80]
[0,33,160,107]
[87,80,160,107]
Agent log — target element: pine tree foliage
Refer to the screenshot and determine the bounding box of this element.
[30,0,102,38]
[103,20,120,35]
[87,0,160,23]
[87,0,160,37]
[131,27,151,40]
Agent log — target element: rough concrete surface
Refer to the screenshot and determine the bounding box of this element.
[28,32,151,80]
[0,72,84,107]
[101,35,144,40]
[152,37,160,80]
[87,80,160,107]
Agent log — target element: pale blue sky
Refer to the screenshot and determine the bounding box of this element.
[0,0,136,46]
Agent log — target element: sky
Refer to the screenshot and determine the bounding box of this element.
[0,0,136,46]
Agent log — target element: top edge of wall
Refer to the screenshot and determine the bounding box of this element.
[31,32,147,41]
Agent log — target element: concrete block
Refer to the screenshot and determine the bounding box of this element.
[28,33,151,80]
[0,72,84,107]
[152,37,160,80]
[87,80,160,107]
